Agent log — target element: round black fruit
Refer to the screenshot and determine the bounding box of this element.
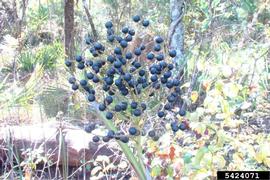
[142,19,150,27]
[148,130,155,137]
[106,112,113,120]
[120,136,129,143]
[169,50,177,57]
[122,26,129,34]
[98,103,106,111]
[133,15,141,22]
[105,21,113,28]
[128,127,137,135]
[92,136,100,142]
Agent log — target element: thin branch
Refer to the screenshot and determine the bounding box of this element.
[168,1,186,47]
[82,0,98,40]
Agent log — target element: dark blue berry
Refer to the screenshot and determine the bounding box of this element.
[99,104,106,111]
[134,62,141,69]
[122,26,129,34]
[102,136,110,142]
[107,55,115,63]
[120,40,128,48]
[150,75,158,82]
[155,36,164,44]
[166,80,174,89]
[107,28,114,35]
[106,112,113,120]
[80,79,87,86]
[94,42,102,50]
[107,35,114,42]
[103,84,110,91]
[115,104,122,112]
[120,136,129,143]
[168,64,174,70]
[104,77,114,85]
[133,109,142,116]
[77,63,85,70]
[167,94,176,102]
[147,53,154,60]
[130,101,138,109]
[114,47,122,55]
[173,79,180,86]
[75,55,83,62]
[86,60,93,66]
[120,102,128,111]
[139,69,145,76]
[85,36,93,45]
[107,130,115,138]
[125,52,133,59]
[92,65,100,73]
[156,54,164,61]
[114,60,122,68]
[72,84,79,90]
[92,135,100,142]
[105,96,113,104]
[129,67,136,73]
[84,123,95,133]
[124,73,132,81]
[125,34,133,42]
[148,130,155,137]
[142,19,150,27]
[169,49,177,57]
[88,94,95,102]
[128,29,135,36]
[158,111,165,118]
[179,122,187,130]
[68,77,76,84]
[129,127,137,135]
[154,44,161,51]
[141,103,147,110]
[133,15,141,22]
[65,60,72,67]
[179,108,186,116]
[88,89,95,95]
[134,48,142,56]
[150,67,157,74]
[175,87,181,93]
[92,76,99,83]
[164,103,172,110]
[161,77,167,84]
[116,36,123,42]
[171,122,179,132]
[140,45,146,50]
[105,21,113,28]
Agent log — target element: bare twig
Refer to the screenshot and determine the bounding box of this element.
[82,0,98,40]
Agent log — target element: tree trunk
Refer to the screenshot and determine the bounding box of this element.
[64,0,75,60]
[168,0,185,78]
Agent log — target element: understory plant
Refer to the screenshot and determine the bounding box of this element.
[65,15,188,179]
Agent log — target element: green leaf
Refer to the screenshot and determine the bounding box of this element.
[212,0,221,7]
[97,112,147,180]
[183,152,193,164]
[194,147,208,165]
[166,166,174,177]
[151,165,161,177]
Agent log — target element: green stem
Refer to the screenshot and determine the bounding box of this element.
[98,113,146,180]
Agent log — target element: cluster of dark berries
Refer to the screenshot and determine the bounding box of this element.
[65,15,187,143]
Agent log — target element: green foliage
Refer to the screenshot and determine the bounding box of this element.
[37,86,69,118]
[18,41,63,72]
[27,5,49,30]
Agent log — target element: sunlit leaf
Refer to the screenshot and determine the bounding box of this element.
[151,165,161,177]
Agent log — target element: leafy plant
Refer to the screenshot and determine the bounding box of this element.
[66,15,186,179]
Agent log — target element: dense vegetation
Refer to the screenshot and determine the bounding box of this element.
[0,0,269,179]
